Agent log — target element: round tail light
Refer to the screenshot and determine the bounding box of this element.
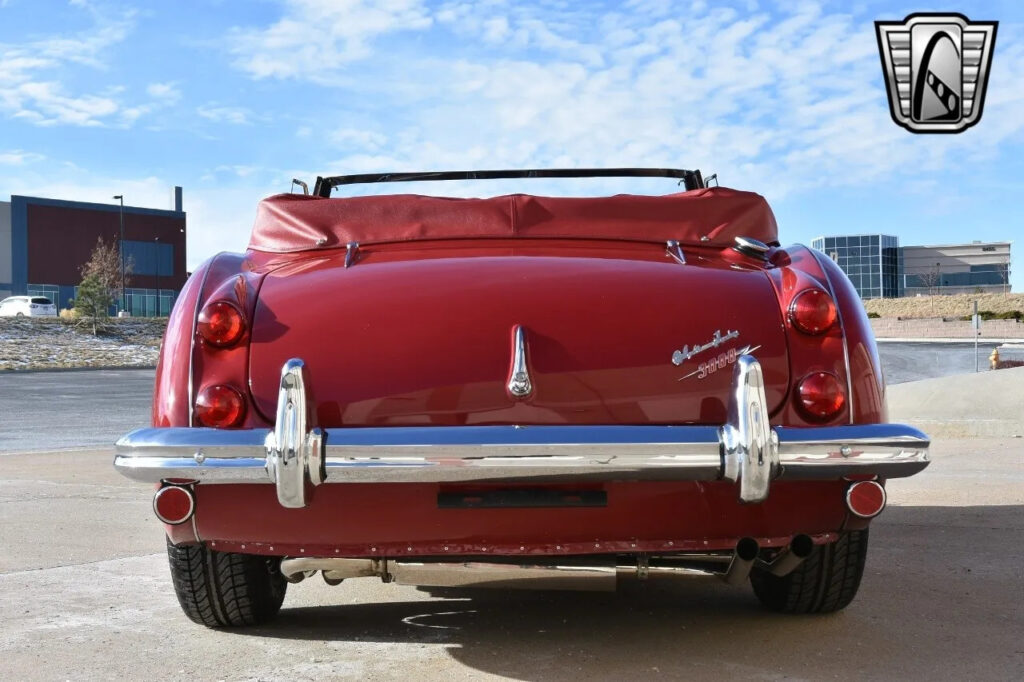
[153,485,195,525]
[788,289,837,335]
[846,480,887,518]
[796,372,845,420]
[198,301,246,347]
[195,384,246,427]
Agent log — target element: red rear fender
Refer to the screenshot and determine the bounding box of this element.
[152,252,267,427]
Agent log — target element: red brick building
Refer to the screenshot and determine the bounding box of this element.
[1,188,186,315]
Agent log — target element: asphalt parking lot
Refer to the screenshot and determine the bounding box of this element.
[0,342,1010,453]
[0,353,1022,680]
[0,369,153,453]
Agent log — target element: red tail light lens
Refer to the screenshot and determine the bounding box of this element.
[797,372,845,420]
[195,384,246,427]
[198,301,246,347]
[788,289,837,335]
[846,480,887,518]
[153,485,195,525]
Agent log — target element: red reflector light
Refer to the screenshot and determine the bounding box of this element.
[788,289,837,335]
[846,480,887,518]
[796,372,845,420]
[197,301,246,347]
[153,485,195,525]
[195,384,246,427]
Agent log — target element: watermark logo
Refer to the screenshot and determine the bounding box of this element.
[875,13,997,133]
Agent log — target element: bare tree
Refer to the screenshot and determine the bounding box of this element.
[75,237,133,334]
[915,265,941,295]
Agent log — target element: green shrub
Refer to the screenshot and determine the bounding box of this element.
[959,310,1022,322]
[866,311,881,319]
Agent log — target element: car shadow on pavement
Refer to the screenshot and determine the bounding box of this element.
[246,504,1024,680]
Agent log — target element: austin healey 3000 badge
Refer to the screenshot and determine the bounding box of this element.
[875,13,997,134]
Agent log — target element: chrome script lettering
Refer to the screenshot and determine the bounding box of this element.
[671,329,740,366]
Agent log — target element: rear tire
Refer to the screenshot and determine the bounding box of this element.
[750,529,869,614]
[166,538,287,627]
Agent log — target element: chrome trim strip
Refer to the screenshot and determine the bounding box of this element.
[808,246,855,424]
[187,255,220,426]
[115,355,930,505]
[507,325,533,398]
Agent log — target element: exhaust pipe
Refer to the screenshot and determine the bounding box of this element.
[391,561,617,592]
[279,556,618,591]
[280,538,807,592]
[762,534,815,577]
[721,537,760,585]
[280,557,384,583]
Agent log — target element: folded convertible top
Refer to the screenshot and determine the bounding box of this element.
[247,187,778,253]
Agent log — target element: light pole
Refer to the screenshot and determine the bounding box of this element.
[154,236,160,316]
[113,195,126,314]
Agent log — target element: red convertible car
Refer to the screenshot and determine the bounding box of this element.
[114,168,929,627]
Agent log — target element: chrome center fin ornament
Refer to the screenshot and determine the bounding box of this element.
[345,241,360,268]
[507,325,534,399]
[264,359,324,508]
[666,240,686,265]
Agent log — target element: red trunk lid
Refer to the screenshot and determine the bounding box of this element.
[247,241,789,427]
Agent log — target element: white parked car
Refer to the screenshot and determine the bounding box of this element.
[0,296,57,317]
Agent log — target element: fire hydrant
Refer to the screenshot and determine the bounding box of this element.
[989,348,1000,370]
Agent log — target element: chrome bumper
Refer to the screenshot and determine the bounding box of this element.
[114,356,930,508]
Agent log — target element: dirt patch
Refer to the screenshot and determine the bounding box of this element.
[864,292,1024,319]
[0,317,166,371]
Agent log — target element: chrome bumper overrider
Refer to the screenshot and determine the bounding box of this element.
[113,356,930,508]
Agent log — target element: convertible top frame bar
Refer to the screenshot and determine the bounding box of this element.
[312,168,706,197]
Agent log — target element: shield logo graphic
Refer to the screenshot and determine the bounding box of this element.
[875,13,998,133]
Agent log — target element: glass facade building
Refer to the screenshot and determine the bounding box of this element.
[810,235,902,300]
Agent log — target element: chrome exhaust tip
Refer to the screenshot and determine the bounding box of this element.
[721,537,760,585]
[762,534,815,577]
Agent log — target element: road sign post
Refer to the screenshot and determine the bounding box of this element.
[973,301,980,372]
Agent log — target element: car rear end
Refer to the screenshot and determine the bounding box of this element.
[113,180,929,626]
[27,297,57,317]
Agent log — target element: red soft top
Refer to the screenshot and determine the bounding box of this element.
[247,187,778,253]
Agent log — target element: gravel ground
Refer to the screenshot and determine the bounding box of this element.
[0,317,164,371]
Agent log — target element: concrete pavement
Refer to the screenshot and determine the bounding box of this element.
[1,439,1022,680]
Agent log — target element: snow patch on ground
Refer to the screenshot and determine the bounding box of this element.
[0,318,164,371]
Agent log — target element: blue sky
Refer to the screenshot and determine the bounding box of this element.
[1,0,1022,289]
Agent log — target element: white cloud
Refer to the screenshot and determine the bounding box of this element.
[227,0,433,83]
[196,103,255,125]
[10,81,118,126]
[0,150,45,165]
[0,5,135,126]
[273,2,1024,201]
[331,128,388,150]
[146,82,181,103]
